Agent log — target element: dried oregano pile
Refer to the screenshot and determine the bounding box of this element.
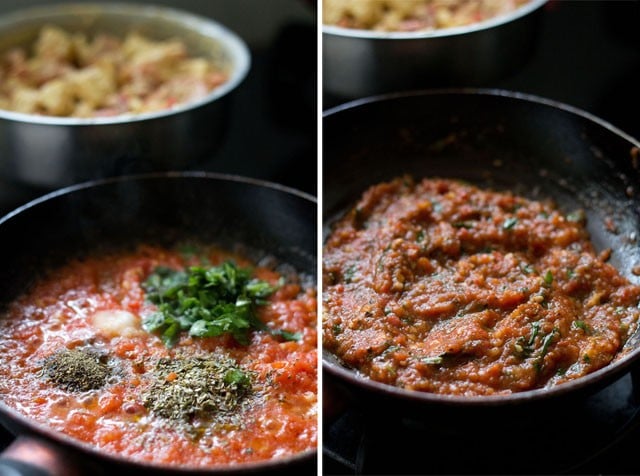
[142,354,253,433]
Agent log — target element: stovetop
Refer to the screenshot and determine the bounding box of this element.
[322,1,640,475]
[324,371,640,475]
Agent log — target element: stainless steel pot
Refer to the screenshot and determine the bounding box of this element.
[323,0,547,99]
[0,3,251,189]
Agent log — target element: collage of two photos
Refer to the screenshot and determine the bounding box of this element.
[0,1,638,475]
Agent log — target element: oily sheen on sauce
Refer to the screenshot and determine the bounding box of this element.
[323,177,640,396]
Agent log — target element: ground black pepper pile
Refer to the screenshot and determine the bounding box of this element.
[42,348,111,391]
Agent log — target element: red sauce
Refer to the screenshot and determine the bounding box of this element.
[0,244,317,467]
[323,177,640,396]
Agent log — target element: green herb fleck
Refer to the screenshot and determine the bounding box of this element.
[142,262,292,347]
[572,320,590,333]
[531,328,559,372]
[540,328,558,358]
[528,321,541,346]
[421,356,444,365]
[543,270,554,286]
[502,217,518,230]
[453,221,474,229]
[270,329,302,341]
[416,230,426,243]
[583,354,591,363]
[514,321,541,357]
[332,324,342,335]
[521,263,535,275]
[343,266,356,283]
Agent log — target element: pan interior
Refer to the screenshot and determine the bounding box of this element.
[322,91,640,401]
[0,173,317,470]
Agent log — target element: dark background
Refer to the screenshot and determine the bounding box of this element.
[323,1,640,475]
[323,0,639,144]
[0,0,317,214]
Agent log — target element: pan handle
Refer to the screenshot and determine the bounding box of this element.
[0,436,83,476]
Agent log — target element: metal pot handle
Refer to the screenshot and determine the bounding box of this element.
[0,436,82,476]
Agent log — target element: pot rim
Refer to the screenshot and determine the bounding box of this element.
[322,0,547,40]
[0,171,317,472]
[322,87,640,407]
[0,3,251,127]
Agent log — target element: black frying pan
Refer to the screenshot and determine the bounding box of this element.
[323,89,640,418]
[0,172,317,476]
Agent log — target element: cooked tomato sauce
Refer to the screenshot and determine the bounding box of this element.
[0,245,317,466]
[323,177,640,396]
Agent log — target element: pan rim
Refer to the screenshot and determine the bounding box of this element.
[0,170,317,227]
[324,88,640,149]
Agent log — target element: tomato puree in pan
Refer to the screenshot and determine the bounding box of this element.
[0,244,317,466]
[323,177,640,396]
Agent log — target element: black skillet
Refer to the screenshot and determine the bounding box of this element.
[0,172,317,476]
[322,89,640,427]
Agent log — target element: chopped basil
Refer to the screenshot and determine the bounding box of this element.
[528,321,541,347]
[453,221,474,229]
[142,262,296,347]
[540,328,558,358]
[514,321,541,357]
[421,356,443,365]
[270,329,303,341]
[543,270,554,286]
[502,217,518,230]
[572,320,590,333]
[521,263,535,274]
[343,266,356,283]
[528,328,559,372]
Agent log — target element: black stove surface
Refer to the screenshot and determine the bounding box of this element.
[324,371,640,475]
[323,1,640,475]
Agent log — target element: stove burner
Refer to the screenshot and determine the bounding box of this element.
[324,371,640,475]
